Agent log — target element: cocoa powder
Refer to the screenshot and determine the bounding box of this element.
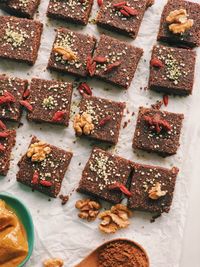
[98,240,148,267]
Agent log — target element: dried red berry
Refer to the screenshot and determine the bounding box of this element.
[0,132,9,138]
[144,115,172,133]
[109,182,132,197]
[40,180,53,187]
[105,61,121,73]
[86,56,96,77]
[78,82,92,96]
[0,143,5,152]
[0,92,16,105]
[23,89,30,99]
[123,6,139,16]
[150,58,164,68]
[51,111,66,122]
[0,120,6,131]
[20,100,33,111]
[98,116,111,127]
[97,0,103,7]
[31,170,39,185]
[93,56,107,63]
[113,1,127,8]
[120,9,130,16]
[163,95,169,106]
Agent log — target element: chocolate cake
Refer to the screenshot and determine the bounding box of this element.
[0,16,43,65]
[27,78,73,126]
[16,136,73,197]
[132,107,184,157]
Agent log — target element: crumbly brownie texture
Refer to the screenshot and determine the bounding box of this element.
[149,45,196,95]
[47,0,94,25]
[77,147,133,204]
[0,75,28,122]
[1,0,40,19]
[132,107,184,157]
[0,16,43,65]
[93,34,143,89]
[27,78,73,126]
[0,130,16,176]
[128,163,179,213]
[16,136,73,197]
[96,0,152,39]
[157,0,200,48]
[77,95,125,144]
[48,28,96,77]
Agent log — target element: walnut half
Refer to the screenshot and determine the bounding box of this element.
[43,258,64,267]
[148,182,167,200]
[27,141,51,162]
[75,199,101,222]
[73,112,94,136]
[53,45,77,61]
[166,9,194,34]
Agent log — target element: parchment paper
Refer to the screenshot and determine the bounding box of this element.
[0,0,200,266]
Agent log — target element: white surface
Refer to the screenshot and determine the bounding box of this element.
[0,0,200,266]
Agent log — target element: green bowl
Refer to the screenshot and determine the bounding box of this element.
[0,192,34,267]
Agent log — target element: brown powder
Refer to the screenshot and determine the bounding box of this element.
[98,240,149,267]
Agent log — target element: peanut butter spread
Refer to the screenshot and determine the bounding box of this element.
[0,200,28,267]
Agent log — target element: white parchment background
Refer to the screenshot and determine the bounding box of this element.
[0,0,200,266]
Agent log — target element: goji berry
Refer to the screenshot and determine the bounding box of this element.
[20,100,33,111]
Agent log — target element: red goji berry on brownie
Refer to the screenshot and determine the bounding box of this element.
[77,147,133,204]
[47,0,94,26]
[157,0,200,48]
[128,163,179,214]
[26,78,73,126]
[48,28,96,77]
[0,75,28,122]
[0,129,16,176]
[96,0,154,39]
[149,45,196,95]
[0,16,43,65]
[16,136,73,198]
[92,34,143,89]
[1,0,40,19]
[132,107,184,157]
[73,95,125,145]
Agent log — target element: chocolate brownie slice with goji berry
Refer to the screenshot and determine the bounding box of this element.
[73,94,125,145]
[47,0,94,26]
[16,136,73,198]
[96,0,154,39]
[0,75,28,122]
[132,107,184,157]
[48,27,96,77]
[0,129,16,176]
[157,0,200,48]
[149,45,196,95]
[1,0,40,19]
[91,34,143,89]
[77,147,133,204]
[26,78,73,126]
[0,16,43,65]
[128,162,179,213]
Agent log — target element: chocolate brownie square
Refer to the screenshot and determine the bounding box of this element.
[0,75,28,122]
[47,0,94,25]
[74,95,125,145]
[26,78,73,126]
[132,107,184,157]
[149,45,196,95]
[157,0,200,48]
[48,27,96,77]
[77,147,133,204]
[128,163,179,213]
[0,16,43,65]
[96,0,153,39]
[0,129,16,176]
[1,0,40,19]
[92,34,143,89]
[16,136,73,198]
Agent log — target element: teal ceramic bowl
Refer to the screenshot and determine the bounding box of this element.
[0,192,34,267]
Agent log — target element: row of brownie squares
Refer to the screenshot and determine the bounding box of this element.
[1,0,200,49]
[0,74,184,155]
[2,132,178,215]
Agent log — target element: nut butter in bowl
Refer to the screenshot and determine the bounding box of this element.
[0,192,34,267]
